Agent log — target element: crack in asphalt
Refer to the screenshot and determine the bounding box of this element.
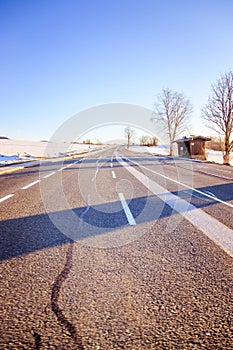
[33,331,42,349]
[51,242,84,349]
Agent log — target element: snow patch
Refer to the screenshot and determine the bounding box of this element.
[130,145,233,166]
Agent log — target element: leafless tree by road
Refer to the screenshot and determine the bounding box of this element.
[124,127,135,149]
[152,88,192,155]
[202,71,233,165]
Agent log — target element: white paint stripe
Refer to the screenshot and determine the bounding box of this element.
[92,158,102,182]
[92,167,99,182]
[192,193,203,199]
[214,169,232,173]
[80,194,91,221]
[118,192,136,226]
[121,155,233,209]
[112,171,116,179]
[117,155,233,256]
[58,167,66,172]
[0,194,14,203]
[43,171,56,178]
[66,163,73,167]
[21,180,40,190]
[198,171,232,180]
[204,190,217,198]
[111,163,113,168]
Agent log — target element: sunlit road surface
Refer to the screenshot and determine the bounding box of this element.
[0,146,233,349]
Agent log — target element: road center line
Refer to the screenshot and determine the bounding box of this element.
[21,180,40,190]
[43,171,56,178]
[118,192,136,226]
[116,154,233,256]
[0,194,14,203]
[112,170,116,179]
[58,167,66,172]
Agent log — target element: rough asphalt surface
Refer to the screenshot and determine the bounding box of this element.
[0,146,232,349]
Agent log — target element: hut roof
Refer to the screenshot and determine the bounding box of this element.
[174,136,211,143]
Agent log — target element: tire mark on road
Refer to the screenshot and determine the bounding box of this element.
[51,242,84,349]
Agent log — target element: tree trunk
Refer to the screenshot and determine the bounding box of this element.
[223,134,231,165]
[223,153,230,165]
[127,135,130,149]
[169,143,173,156]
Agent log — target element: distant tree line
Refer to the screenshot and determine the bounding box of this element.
[140,135,158,146]
[72,139,102,145]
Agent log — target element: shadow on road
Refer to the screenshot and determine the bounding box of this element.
[1,181,233,261]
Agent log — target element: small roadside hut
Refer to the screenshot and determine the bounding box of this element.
[174,136,211,160]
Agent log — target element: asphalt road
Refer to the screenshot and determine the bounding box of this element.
[0,146,233,349]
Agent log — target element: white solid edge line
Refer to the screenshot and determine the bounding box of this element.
[118,192,136,226]
[21,180,40,190]
[214,168,232,173]
[122,156,233,209]
[198,171,232,180]
[43,171,56,178]
[112,170,116,179]
[116,154,233,256]
[0,194,14,203]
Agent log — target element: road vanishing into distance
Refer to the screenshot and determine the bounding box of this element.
[0,146,233,349]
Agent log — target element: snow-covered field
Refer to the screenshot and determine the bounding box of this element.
[205,149,233,166]
[130,145,233,166]
[0,139,101,166]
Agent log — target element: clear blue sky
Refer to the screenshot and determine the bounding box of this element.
[1,0,233,141]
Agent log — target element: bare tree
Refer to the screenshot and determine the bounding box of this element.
[140,135,150,146]
[202,71,233,165]
[140,135,158,146]
[124,127,135,148]
[152,88,192,155]
[150,136,158,146]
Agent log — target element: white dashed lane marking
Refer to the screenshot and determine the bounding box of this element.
[21,180,40,190]
[118,192,136,226]
[43,171,57,179]
[58,167,66,172]
[0,159,82,205]
[0,194,14,203]
[112,171,116,179]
